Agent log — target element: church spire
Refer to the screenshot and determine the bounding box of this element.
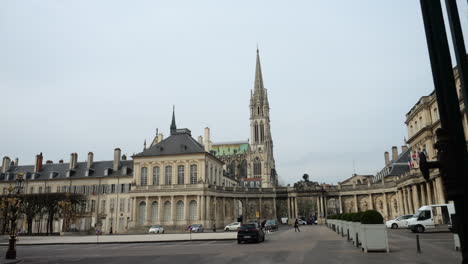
[254,48,264,94]
[170,105,177,134]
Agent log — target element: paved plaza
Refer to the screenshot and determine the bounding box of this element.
[0,225,461,264]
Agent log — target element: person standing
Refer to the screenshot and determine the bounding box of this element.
[294,219,300,232]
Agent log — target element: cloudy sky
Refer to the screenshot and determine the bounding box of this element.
[1,0,467,185]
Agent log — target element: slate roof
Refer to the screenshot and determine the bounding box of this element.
[374,147,411,182]
[0,160,133,182]
[134,130,208,157]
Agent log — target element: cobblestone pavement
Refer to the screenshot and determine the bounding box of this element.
[0,225,462,264]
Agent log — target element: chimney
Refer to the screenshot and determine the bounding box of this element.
[204,127,211,152]
[69,153,77,170]
[59,159,64,164]
[46,160,53,164]
[384,152,390,166]
[122,154,127,161]
[113,148,121,171]
[402,145,408,153]
[87,152,94,169]
[198,136,203,145]
[34,153,43,173]
[392,146,398,161]
[14,158,18,166]
[2,156,11,173]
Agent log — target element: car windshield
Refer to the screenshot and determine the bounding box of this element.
[240,224,256,230]
[151,225,160,228]
[266,220,275,224]
[192,224,201,227]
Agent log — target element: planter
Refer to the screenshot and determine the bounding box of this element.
[454,234,460,251]
[335,220,341,234]
[352,222,361,246]
[360,224,389,253]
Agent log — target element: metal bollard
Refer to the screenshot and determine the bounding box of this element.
[416,234,422,253]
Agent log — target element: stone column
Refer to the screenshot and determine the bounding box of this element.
[368,193,373,210]
[412,185,420,210]
[158,196,163,221]
[273,198,277,219]
[287,197,291,219]
[259,197,263,219]
[353,195,358,212]
[197,195,201,220]
[184,195,188,221]
[171,196,175,222]
[426,182,433,205]
[420,184,427,206]
[222,197,226,222]
[432,179,439,204]
[383,193,388,221]
[294,197,299,219]
[145,196,150,225]
[397,189,404,216]
[206,196,211,222]
[435,177,446,204]
[338,195,343,213]
[407,187,414,213]
[132,197,137,222]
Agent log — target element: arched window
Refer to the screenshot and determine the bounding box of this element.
[189,200,197,220]
[190,165,197,184]
[210,166,213,184]
[138,201,146,225]
[254,122,259,143]
[260,122,264,142]
[151,202,159,220]
[253,158,261,178]
[153,166,160,185]
[163,201,171,220]
[176,201,184,220]
[214,168,217,184]
[240,160,247,178]
[177,165,185,184]
[165,166,172,185]
[257,106,260,115]
[141,167,148,186]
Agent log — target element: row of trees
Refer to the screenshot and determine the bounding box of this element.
[0,192,86,235]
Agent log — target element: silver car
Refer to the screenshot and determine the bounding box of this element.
[190,224,204,232]
[148,225,165,234]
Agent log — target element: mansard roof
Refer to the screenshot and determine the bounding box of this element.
[133,129,208,158]
[374,147,411,182]
[0,160,133,182]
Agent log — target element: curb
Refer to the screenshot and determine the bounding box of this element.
[0,238,236,246]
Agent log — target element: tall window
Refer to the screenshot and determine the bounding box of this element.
[151,202,159,220]
[141,167,148,186]
[189,200,197,220]
[165,166,172,185]
[120,198,125,213]
[254,122,259,143]
[177,165,185,184]
[176,201,184,220]
[190,165,197,184]
[153,166,160,185]
[100,200,106,214]
[260,123,264,142]
[253,158,261,178]
[164,201,171,220]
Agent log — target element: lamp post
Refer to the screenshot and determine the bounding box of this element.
[5,172,24,260]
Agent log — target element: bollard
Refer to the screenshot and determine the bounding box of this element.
[347,229,350,241]
[416,234,422,253]
[356,233,359,248]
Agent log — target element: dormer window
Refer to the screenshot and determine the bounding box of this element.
[85,169,95,177]
[104,168,113,176]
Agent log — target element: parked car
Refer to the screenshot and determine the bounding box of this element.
[148,225,165,234]
[225,222,241,231]
[407,204,455,233]
[265,219,278,231]
[386,214,414,229]
[237,223,265,244]
[189,224,204,233]
[298,219,307,225]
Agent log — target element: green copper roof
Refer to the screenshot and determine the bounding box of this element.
[211,142,249,156]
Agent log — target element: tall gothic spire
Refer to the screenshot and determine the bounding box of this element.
[254,48,264,94]
[170,105,177,134]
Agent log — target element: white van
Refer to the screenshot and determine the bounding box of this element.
[407,204,455,233]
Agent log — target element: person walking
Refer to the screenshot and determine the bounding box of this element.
[294,219,300,232]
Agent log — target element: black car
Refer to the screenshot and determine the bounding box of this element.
[237,223,265,244]
[265,219,278,231]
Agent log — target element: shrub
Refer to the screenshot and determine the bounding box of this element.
[360,210,384,224]
[352,211,364,222]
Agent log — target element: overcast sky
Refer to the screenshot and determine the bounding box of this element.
[1,0,467,185]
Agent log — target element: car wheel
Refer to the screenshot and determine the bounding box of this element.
[237,240,241,244]
[225,228,229,232]
[391,223,398,229]
[416,225,425,233]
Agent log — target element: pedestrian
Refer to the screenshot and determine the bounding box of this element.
[294,219,300,232]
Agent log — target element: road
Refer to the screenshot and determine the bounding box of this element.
[0,225,462,264]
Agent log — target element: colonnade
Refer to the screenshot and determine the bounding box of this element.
[397,177,445,215]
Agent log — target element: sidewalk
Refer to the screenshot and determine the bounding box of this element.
[0,232,237,246]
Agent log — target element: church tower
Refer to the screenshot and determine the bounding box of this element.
[249,49,277,187]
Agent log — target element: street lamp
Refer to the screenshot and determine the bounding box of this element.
[5,172,24,260]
